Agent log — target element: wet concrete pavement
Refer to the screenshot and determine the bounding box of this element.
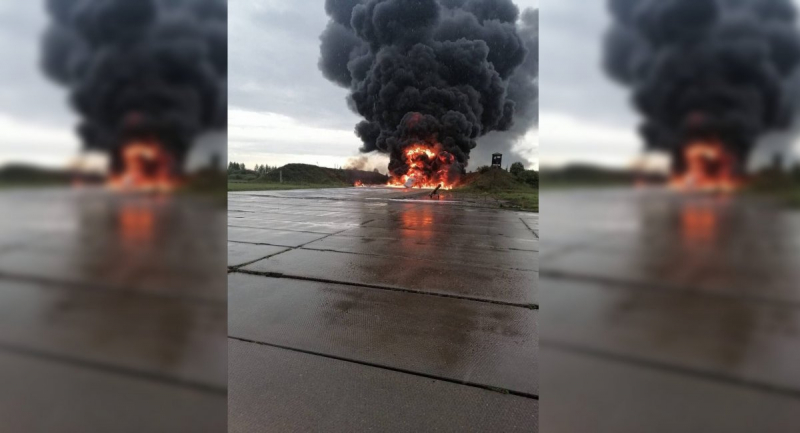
[539,187,800,432]
[0,188,226,431]
[228,187,538,432]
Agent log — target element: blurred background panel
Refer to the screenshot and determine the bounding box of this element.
[0,1,226,431]
[540,0,800,431]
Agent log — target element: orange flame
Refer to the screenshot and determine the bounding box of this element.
[669,141,741,192]
[354,180,364,187]
[387,143,457,189]
[107,140,181,192]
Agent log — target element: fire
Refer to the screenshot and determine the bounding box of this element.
[669,140,741,192]
[387,143,457,189]
[354,180,364,187]
[107,140,180,192]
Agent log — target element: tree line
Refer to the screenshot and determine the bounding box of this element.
[228,162,277,176]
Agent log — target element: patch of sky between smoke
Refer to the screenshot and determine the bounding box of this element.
[511,128,539,170]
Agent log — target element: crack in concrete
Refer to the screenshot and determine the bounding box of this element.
[519,218,539,239]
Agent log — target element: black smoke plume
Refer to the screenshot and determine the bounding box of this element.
[604,0,800,173]
[42,0,227,173]
[476,7,538,168]
[319,0,534,182]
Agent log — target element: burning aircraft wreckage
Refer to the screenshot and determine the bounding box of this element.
[42,0,227,191]
[319,0,538,189]
[605,0,800,191]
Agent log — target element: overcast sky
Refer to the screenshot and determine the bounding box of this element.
[539,1,641,167]
[227,0,362,169]
[0,2,81,167]
[4,1,797,170]
[540,0,800,169]
[0,0,636,170]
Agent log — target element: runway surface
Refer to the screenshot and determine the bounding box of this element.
[228,187,539,432]
[0,188,227,432]
[539,187,800,432]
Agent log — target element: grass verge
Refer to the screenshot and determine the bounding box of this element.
[450,188,539,212]
[0,180,69,189]
[453,168,539,212]
[743,172,800,209]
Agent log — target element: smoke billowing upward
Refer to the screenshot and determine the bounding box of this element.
[344,154,390,173]
[319,0,536,183]
[604,0,800,172]
[475,7,538,168]
[42,0,227,172]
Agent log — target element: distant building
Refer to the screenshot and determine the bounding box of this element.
[491,153,502,168]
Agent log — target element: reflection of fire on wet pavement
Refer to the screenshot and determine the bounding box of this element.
[0,188,226,431]
[227,187,538,432]
[539,187,800,432]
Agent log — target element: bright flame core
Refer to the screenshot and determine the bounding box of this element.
[387,143,457,189]
[107,140,180,192]
[669,141,741,192]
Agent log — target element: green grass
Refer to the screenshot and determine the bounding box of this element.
[450,189,539,212]
[0,163,70,189]
[0,180,69,189]
[747,185,800,208]
[228,163,388,192]
[231,163,388,185]
[539,165,636,189]
[492,190,539,211]
[227,164,540,211]
[785,189,800,207]
[228,181,348,191]
[742,171,800,208]
[454,168,539,212]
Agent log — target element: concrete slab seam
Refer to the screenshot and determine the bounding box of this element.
[541,338,800,400]
[232,269,538,310]
[229,335,538,400]
[539,269,800,310]
[0,340,227,396]
[0,272,226,307]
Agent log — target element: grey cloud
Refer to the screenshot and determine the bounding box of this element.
[0,2,75,129]
[540,1,638,129]
[228,0,362,131]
